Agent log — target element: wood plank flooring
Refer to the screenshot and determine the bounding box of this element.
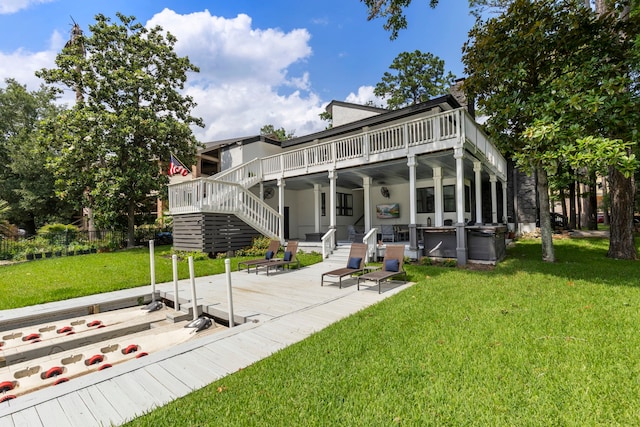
[0,260,412,426]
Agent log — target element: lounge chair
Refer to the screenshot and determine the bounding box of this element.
[256,241,300,276]
[321,243,367,288]
[237,239,281,273]
[357,244,406,293]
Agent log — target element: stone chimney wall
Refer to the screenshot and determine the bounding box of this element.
[449,78,475,118]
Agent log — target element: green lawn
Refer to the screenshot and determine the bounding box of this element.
[2,238,639,425]
[124,237,640,426]
[0,247,322,310]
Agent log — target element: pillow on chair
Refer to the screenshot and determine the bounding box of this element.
[265,250,274,260]
[385,259,399,272]
[283,251,292,261]
[347,257,362,269]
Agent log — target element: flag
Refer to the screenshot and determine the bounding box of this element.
[169,154,190,177]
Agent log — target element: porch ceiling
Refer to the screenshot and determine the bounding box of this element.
[265,151,485,191]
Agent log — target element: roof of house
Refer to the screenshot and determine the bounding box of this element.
[199,135,282,155]
[282,94,462,148]
[325,100,388,116]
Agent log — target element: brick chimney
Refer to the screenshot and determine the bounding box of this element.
[449,78,475,118]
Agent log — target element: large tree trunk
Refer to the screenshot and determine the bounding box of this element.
[607,167,637,260]
[127,200,136,248]
[569,176,577,229]
[586,170,598,230]
[537,167,555,262]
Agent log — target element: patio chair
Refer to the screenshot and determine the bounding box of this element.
[237,239,281,273]
[257,241,300,276]
[321,243,367,288]
[357,244,406,294]
[380,225,395,242]
[348,225,364,243]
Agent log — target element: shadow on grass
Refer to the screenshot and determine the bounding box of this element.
[495,236,639,288]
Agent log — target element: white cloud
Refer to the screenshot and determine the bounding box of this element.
[0,0,55,14]
[145,8,325,141]
[0,8,332,142]
[345,85,386,108]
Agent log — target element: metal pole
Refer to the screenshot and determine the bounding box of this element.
[172,254,179,312]
[225,258,234,328]
[149,240,156,302]
[189,256,198,321]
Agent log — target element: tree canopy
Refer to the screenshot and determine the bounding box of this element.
[374,50,455,110]
[37,13,203,247]
[260,124,295,141]
[463,0,639,260]
[0,79,72,233]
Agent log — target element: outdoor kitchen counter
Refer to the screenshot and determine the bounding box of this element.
[420,225,507,262]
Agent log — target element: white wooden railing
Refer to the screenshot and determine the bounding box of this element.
[168,108,506,237]
[168,179,280,238]
[363,228,378,263]
[321,229,336,259]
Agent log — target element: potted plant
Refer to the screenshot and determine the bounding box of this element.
[24,247,35,261]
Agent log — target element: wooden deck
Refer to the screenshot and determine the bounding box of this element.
[0,260,413,426]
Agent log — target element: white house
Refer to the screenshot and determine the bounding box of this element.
[168,93,508,265]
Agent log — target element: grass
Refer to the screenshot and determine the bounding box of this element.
[0,247,322,310]
[123,237,640,426]
[1,237,638,425]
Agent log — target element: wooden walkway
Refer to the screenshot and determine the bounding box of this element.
[0,259,412,426]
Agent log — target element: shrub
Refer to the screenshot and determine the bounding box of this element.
[236,236,274,257]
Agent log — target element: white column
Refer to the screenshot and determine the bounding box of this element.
[407,155,418,250]
[363,176,372,232]
[329,169,337,230]
[408,155,417,226]
[434,167,443,226]
[314,183,321,233]
[490,174,498,224]
[473,161,483,224]
[502,180,508,223]
[278,177,285,242]
[454,148,465,225]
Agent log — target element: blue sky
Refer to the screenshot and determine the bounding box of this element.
[0,0,475,140]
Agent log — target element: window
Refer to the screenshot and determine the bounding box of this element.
[321,193,326,216]
[336,192,353,216]
[416,187,435,213]
[443,185,455,212]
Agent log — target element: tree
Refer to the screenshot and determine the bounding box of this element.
[260,124,294,141]
[0,79,72,234]
[37,13,203,247]
[363,0,639,261]
[463,0,639,261]
[362,0,439,40]
[374,50,455,110]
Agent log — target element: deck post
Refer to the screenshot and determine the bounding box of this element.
[329,169,337,233]
[314,183,322,233]
[363,176,372,233]
[225,258,234,328]
[456,224,468,266]
[474,161,483,224]
[407,155,418,250]
[454,148,466,225]
[149,240,156,303]
[278,177,286,243]
[490,174,498,223]
[433,167,443,226]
